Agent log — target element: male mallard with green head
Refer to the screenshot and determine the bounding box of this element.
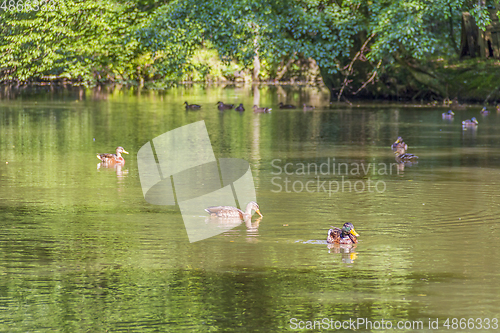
[327,223,359,244]
[462,117,479,127]
[442,110,455,119]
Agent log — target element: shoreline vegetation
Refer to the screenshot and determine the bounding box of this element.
[2,1,500,103]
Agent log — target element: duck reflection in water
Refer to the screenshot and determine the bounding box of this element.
[203,216,263,238]
[327,243,358,263]
[97,162,129,179]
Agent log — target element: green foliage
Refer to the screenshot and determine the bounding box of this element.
[0,0,153,83]
[1,0,499,90]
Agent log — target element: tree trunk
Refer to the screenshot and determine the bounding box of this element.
[253,52,260,82]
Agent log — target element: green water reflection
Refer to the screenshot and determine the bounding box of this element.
[0,86,499,332]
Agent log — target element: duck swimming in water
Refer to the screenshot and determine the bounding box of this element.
[184,101,201,110]
[217,101,234,110]
[462,117,479,127]
[327,222,359,244]
[279,102,296,109]
[205,201,263,220]
[96,146,129,165]
[253,105,272,113]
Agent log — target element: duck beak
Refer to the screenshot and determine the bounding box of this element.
[350,228,359,237]
[256,209,263,217]
[122,150,129,154]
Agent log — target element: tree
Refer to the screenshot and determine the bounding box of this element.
[141,0,498,100]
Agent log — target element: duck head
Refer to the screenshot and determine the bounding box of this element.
[342,222,359,238]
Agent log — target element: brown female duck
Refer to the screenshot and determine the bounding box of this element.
[327,223,359,244]
[205,201,263,219]
[97,146,129,164]
[253,105,272,113]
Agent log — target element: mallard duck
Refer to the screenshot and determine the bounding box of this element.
[217,101,234,110]
[253,105,272,113]
[97,146,129,164]
[303,104,315,111]
[184,101,201,110]
[391,137,408,151]
[480,107,490,115]
[394,147,418,162]
[279,102,296,109]
[205,201,263,219]
[327,222,359,244]
[462,117,479,126]
[442,110,455,119]
[235,103,245,112]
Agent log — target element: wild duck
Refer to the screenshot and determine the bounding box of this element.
[327,222,359,244]
[97,147,129,164]
[235,103,245,112]
[184,101,201,110]
[205,201,263,219]
[253,105,272,113]
[480,107,490,115]
[279,102,296,109]
[217,101,234,110]
[462,117,479,126]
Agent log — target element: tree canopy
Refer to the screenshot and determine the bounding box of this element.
[1,0,499,99]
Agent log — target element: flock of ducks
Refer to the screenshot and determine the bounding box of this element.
[185,101,315,112]
[443,106,496,128]
[97,105,496,248]
[96,146,359,246]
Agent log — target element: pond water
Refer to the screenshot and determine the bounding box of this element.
[0,85,499,332]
